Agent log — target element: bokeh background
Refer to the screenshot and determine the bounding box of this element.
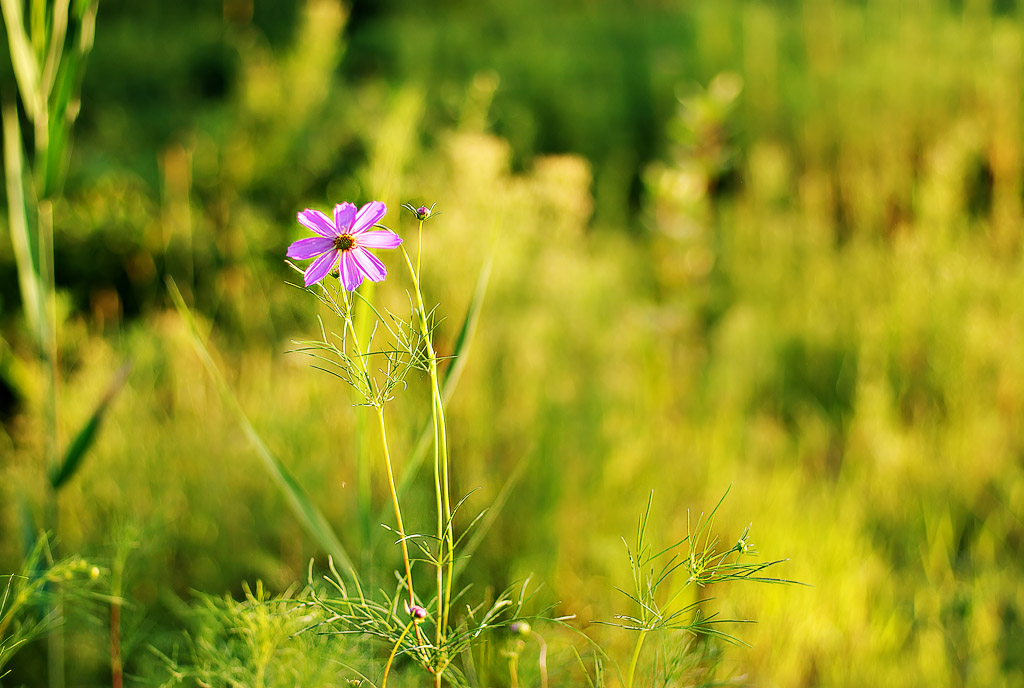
[3,0,1024,685]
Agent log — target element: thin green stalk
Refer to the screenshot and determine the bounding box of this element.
[416,219,423,284]
[430,359,453,631]
[427,343,444,654]
[401,230,454,652]
[342,290,405,573]
[375,407,415,609]
[356,409,372,567]
[39,200,58,474]
[335,287,420,647]
[353,284,376,558]
[625,630,648,688]
[381,620,416,688]
[39,166,62,688]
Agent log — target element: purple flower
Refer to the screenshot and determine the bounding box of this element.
[287,201,402,290]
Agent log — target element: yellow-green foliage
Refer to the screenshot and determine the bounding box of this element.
[3,0,1024,685]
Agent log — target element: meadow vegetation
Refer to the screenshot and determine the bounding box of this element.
[2,0,1024,685]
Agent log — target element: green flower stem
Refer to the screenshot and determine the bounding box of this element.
[402,222,454,669]
[381,619,416,688]
[416,218,424,285]
[375,407,415,609]
[338,289,416,608]
[625,629,648,688]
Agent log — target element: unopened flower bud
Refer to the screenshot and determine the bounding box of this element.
[402,202,436,221]
[409,604,427,622]
[509,620,531,636]
[90,566,100,579]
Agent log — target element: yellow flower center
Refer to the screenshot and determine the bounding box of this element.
[333,234,354,251]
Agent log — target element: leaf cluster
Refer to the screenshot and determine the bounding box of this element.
[0,534,102,677]
[153,582,352,688]
[308,558,565,687]
[286,264,435,409]
[603,490,796,645]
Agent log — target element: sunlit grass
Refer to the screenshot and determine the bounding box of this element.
[2,0,1024,685]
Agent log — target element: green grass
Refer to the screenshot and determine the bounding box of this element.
[2,0,1024,685]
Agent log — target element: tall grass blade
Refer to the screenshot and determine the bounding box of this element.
[17,495,37,562]
[41,0,97,197]
[2,104,42,345]
[39,0,70,101]
[0,0,41,121]
[167,278,355,573]
[453,444,530,580]
[444,253,493,400]
[49,361,132,491]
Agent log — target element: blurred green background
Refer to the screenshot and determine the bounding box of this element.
[3,0,1024,685]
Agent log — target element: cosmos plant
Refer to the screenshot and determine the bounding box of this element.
[282,198,792,687]
[287,201,403,289]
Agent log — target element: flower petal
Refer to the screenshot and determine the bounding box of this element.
[355,230,403,249]
[339,251,365,291]
[333,203,358,233]
[350,201,387,235]
[287,236,335,260]
[350,247,387,282]
[297,209,339,237]
[303,249,339,286]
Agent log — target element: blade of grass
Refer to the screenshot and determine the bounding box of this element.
[452,443,531,580]
[17,495,37,565]
[2,104,42,345]
[0,0,41,121]
[38,0,97,198]
[167,278,355,573]
[49,360,132,491]
[39,0,70,102]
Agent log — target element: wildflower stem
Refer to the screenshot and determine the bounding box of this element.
[625,630,648,688]
[401,242,454,666]
[376,407,415,609]
[416,219,423,283]
[381,619,415,688]
[337,287,416,609]
[339,283,432,666]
